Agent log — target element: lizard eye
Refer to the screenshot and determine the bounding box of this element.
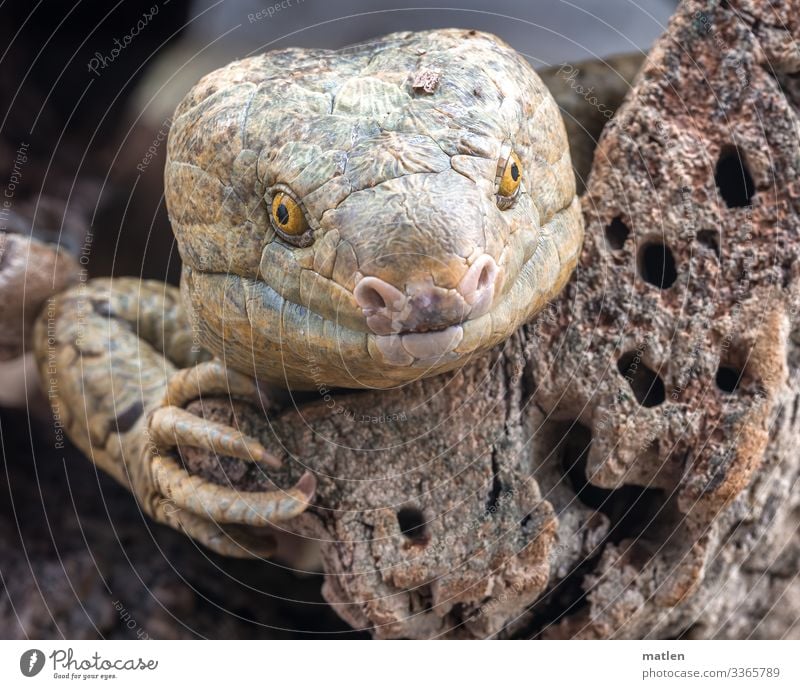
[496,150,522,206]
[269,190,311,245]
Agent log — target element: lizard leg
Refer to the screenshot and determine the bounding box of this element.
[149,405,279,467]
[151,497,279,559]
[33,278,313,558]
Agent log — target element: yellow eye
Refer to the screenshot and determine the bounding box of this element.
[271,192,308,238]
[498,151,522,198]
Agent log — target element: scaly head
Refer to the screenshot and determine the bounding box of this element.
[165,29,582,389]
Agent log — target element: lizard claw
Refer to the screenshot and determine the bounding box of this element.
[148,405,281,468]
[141,360,316,556]
[151,501,278,558]
[151,453,315,525]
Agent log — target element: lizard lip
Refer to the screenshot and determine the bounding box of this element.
[370,325,464,367]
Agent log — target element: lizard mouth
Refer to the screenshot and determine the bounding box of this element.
[354,252,501,368]
[360,218,580,373]
[361,239,539,370]
[370,324,465,367]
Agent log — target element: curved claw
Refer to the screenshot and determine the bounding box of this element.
[148,404,281,469]
[152,453,316,525]
[152,500,277,558]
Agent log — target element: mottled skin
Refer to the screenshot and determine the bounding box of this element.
[0,204,80,362]
[34,30,582,557]
[169,28,582,388]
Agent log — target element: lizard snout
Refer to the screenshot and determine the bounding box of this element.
[354,254,499,336]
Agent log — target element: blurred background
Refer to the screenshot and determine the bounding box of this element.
[0,0,675,639]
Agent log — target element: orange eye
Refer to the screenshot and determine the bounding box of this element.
[271,192,308,238]
[498,150,522,198]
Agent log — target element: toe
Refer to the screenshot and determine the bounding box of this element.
[148,405,281,469]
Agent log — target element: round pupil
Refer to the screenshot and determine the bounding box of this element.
[276,202,290,225]
[510,162,519,182]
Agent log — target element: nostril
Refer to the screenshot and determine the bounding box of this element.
[354,276,404,312]
[478,263,492,290]
[359,286,386,310]
[459,253,498,306]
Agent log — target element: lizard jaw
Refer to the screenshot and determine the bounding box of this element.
[370,325,465,367]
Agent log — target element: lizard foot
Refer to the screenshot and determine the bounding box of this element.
[144,360,315,557]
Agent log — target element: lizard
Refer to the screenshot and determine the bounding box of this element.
[33,29,584,558]
[24,0,800,639]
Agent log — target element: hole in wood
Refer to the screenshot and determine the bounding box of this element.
[715,145,755,208]
[638,241,677,289]
[396,506,429,545]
